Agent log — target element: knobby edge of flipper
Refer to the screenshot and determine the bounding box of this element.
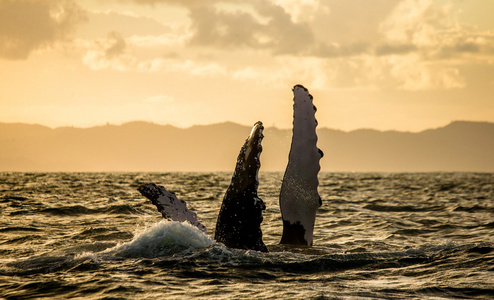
[279,84,323,246]
[214,121,268,252]
[138,183,208,234]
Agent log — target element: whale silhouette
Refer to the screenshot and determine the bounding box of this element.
[138,85,322,251]
[138,121,267,252]
[214,121,267,252]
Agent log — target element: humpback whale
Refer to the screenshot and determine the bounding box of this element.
[138,85,322,251]
[214,121,268,252]
[279,85,323,246]
[138,121,267,252]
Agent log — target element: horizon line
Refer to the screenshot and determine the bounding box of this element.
[1,119,492,134]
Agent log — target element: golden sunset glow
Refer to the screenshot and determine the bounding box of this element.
[1,0,494,131]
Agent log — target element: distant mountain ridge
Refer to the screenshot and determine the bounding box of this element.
[1,121,493,172]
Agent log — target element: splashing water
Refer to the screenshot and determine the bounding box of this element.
[107,220,214,258]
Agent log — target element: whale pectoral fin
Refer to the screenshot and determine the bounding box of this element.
[138,183,208,234]
[214,121,268,252]
[279,85,323,246]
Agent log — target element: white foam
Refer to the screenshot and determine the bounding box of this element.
[107,220,214,258]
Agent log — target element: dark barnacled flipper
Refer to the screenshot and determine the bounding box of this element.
[214,121,268,252]
[138,183,208,234]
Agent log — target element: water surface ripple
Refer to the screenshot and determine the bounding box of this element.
[1,172,493,299]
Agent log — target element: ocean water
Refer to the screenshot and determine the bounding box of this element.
[0,172,493,299]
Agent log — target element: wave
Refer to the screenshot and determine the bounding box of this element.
[0,226,41,233]
[3,221,492,286]
[39,206,98,216]
[104,220,214,258]
[363,204,444,212]
[10,204,145,217]
[102,204,141,215]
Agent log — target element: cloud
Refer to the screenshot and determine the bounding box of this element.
[97,0,494,62]
[109,0,317,55]
[105,31,127,58]
[186,2,315,55]
[386,54,466,90]
[314,42,370,58]
[83,31,135,71]
[378,0,494,59]
[0,0,86,60]
[113,0,209,7]
[128,33,190,47]
[271,0,322,23]
[81,27,227,76]
[81,9,177,38]
[375,43,417,56]
[84,0,494,91]
[330,53,466,91]
[379,0,438,44]
[82,32,226,76]
[137,58,227,76]
[232,57,331,90]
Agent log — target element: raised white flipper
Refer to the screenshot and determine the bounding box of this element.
[279,85,323,246]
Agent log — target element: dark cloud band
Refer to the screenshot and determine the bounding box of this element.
[0,0,86,60]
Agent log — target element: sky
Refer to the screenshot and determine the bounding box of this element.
[1,0,493,132]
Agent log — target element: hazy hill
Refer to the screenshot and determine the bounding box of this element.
[1,121,493,172]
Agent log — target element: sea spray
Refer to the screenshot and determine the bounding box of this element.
[107,220,214,258]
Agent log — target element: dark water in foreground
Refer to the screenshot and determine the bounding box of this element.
[0,172,493,299]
